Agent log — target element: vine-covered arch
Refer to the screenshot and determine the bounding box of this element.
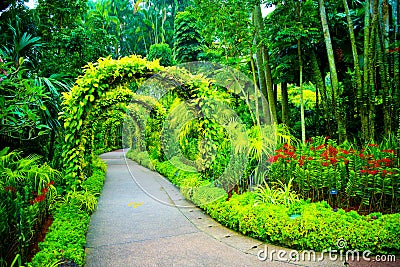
[60,56,216,187]
[61,56,274,192]
[61,55,164,185]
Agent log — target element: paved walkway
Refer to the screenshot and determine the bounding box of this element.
[85,150,396,267]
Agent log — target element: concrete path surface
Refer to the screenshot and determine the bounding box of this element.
[85,150,398,267]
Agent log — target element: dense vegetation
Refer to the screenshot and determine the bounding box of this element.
[0,0,399,265]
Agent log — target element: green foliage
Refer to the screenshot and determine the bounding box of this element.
[173,9,203,63]
[64,190,98,214]
[29,156,106,267]
[126,148,156,171]
[0,61,51,141]
[27,203,90,267]
[254,178,300,207]
[147,44,173,67]
[0,147,61,264]
[277,83,318,110]
[191,184,227,207]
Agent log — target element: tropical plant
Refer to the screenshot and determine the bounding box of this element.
[0,147,60,264]
[255,178,300,207]
[173,9,203,63]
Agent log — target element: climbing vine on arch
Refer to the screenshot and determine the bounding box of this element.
[61,55,164,186]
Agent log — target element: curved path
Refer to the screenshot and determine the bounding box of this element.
[85,150,390,267]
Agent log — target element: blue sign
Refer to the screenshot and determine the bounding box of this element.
[330,189,338,195]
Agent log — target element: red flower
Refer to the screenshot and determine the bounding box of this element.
[284,151,296,157]
[382,149,395,154]
[283,143,295,151]
[33,195,46,204]
[340,149,350,155]
[5,186,16,193]
[380,158,392,164]
[48,181,55,186]
[268,155,279,163]
[321,162,330,167]
[307,156,314,160]
[368,144,379,147]
[41,188,49,194]
[344,159,349,165]
[316,144,325,150]
[368,170,379,175]
[360,169,368,174]
[329,158,338,164]
[286,160,291,163]
[299,160,305,167]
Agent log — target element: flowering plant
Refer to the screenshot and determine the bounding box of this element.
[267,136,399,213]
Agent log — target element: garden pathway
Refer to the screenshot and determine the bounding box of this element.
[84,150,391,267]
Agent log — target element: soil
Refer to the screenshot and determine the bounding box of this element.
[26,216,54,262]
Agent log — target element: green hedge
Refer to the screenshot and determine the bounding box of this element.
[28,158,106,266]
[131,155,400,255]
[126,149,156,171]
[202,193,400,254]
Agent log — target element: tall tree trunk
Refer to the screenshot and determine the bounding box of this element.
[380,0,392,137]
[250,53,261,126]
[281,82,289,126]
[253,4,278,124]
[365,0,379,142]
[310,49,331,135]
[362,0,371,142]
[252,12,268,102]
[319,0,347,142]
[343,0,363,104]
[298,39,306,143]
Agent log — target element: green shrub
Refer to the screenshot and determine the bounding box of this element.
[28,203,90,267]
[191,183,227,207]
[81,169,105,194]
[65,190,98,214]
[180,174,203,200]
[0,148,61,264]
[126,149,156,170]
[147,43,173,67]
[29,157,107,266]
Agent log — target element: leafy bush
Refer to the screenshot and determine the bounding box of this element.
[191,184,227,207]
[29,156,107,266]
[28,203,90,267]
[179,176,204,200]
[64,190,98,214]
[147,43,173,67]
[126,149,156,170]
[202,193,400,254]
